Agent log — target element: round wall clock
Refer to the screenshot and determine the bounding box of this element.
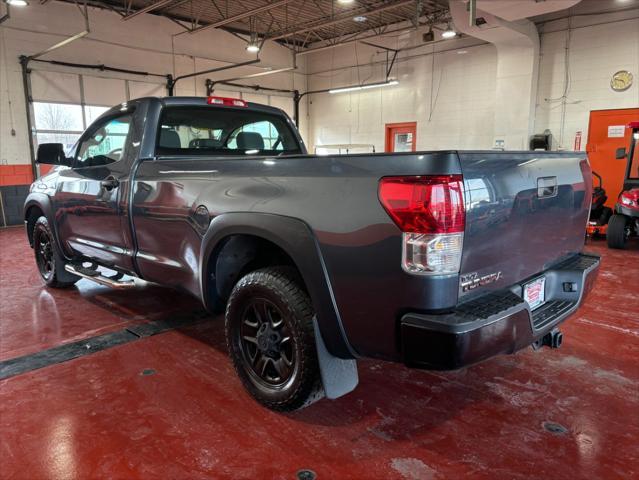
[610,70,633,92]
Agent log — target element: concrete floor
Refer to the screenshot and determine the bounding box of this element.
[0,226,637,480]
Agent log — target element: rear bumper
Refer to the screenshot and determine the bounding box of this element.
[400,253,600,370]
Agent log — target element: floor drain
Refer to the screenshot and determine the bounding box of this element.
[543,421,569,435]
[296,469,317,480]
[140,369,156,376]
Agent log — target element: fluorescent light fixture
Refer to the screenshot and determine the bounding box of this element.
[6,0,28,5]
[329,80,399,94]
[353,15,367,22]
[442,24,456,39]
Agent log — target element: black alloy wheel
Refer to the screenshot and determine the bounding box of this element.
[35,227,55,282]
[239,298,296,387]
[32,216,79,288]
[225,267,323,411]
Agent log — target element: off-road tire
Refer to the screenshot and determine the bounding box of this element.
[225,267,323,411]
[32,216,79,288]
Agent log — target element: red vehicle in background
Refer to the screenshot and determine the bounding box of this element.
[607,121,639,249]
[586,171,612,237]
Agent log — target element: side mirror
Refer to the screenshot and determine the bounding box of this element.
[615,147,627,160]
[36,143,72,166]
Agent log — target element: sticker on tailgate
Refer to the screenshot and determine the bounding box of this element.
[524,277,546,310]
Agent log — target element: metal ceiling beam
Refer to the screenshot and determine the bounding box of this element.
[122,0,176,21]
[294,7,450,52]
[268,0,415,41]
[188,0,296,35]
[28,1,91,60]
[0,4,9,25]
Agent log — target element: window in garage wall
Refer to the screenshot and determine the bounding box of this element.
[33,102,84,153]
[33,102,110,154]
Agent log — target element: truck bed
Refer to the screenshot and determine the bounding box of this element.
[132,149,591,360]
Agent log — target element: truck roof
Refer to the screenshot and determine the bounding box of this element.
[157,96,287,116]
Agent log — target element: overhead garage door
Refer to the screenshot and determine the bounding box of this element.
[129,81,166,99]
[83,76,127,106]
[29,69,164,153]
[31,70,82,104]
[240,92,269,105]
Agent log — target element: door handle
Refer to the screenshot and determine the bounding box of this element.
[101,176,119,191]
[537,176,558,198]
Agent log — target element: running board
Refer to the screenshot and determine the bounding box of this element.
[64,264,137,289]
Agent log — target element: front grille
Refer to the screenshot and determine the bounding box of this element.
[532,300,575,330]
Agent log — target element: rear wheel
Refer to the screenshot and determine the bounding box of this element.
[33,216,79,288]
[225,267,323,411]
[607,214,629,249]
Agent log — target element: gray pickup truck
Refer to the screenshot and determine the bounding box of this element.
[25,96,600,411]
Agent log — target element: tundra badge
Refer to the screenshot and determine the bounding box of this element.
[460,271,503,292]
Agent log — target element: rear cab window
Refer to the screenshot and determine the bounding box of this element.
[156,106,302,156]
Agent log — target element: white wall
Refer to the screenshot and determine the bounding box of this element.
[1,3,638,167]
[0,1,307,166]
[306,37,496,152]
[535,12,639,149]
[305,8,639,152]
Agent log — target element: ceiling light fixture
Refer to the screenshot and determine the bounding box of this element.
[442,24,457,39]
[246,18,260,53]
[353,15,367,22]
[6,0,29,5]
[329,79,399,94]
[337,0,354,4]
[246,31,260,53]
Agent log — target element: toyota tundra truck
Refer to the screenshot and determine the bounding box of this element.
[24,96,600,411]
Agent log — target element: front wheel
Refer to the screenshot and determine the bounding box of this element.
[607,214,629,249]
[225,267,323,411]
[33,216,79,288]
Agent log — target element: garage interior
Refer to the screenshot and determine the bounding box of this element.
[1,0,638,479]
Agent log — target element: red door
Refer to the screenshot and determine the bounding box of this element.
[385,122,417,153]
[586,108,639,207]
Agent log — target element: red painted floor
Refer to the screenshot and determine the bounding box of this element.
[0,227,202,361]
[1,227,638,479]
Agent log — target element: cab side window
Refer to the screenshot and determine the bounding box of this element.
[75,114,133,168]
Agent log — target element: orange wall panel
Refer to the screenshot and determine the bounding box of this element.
[586,108,639,207]
[0,165,34,186]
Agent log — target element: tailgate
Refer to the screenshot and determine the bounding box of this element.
[458,151,591,298]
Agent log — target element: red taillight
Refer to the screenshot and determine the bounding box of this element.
[207,96,247,107]
[378,175,465,234]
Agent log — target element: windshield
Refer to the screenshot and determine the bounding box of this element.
[156,106,302,156]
